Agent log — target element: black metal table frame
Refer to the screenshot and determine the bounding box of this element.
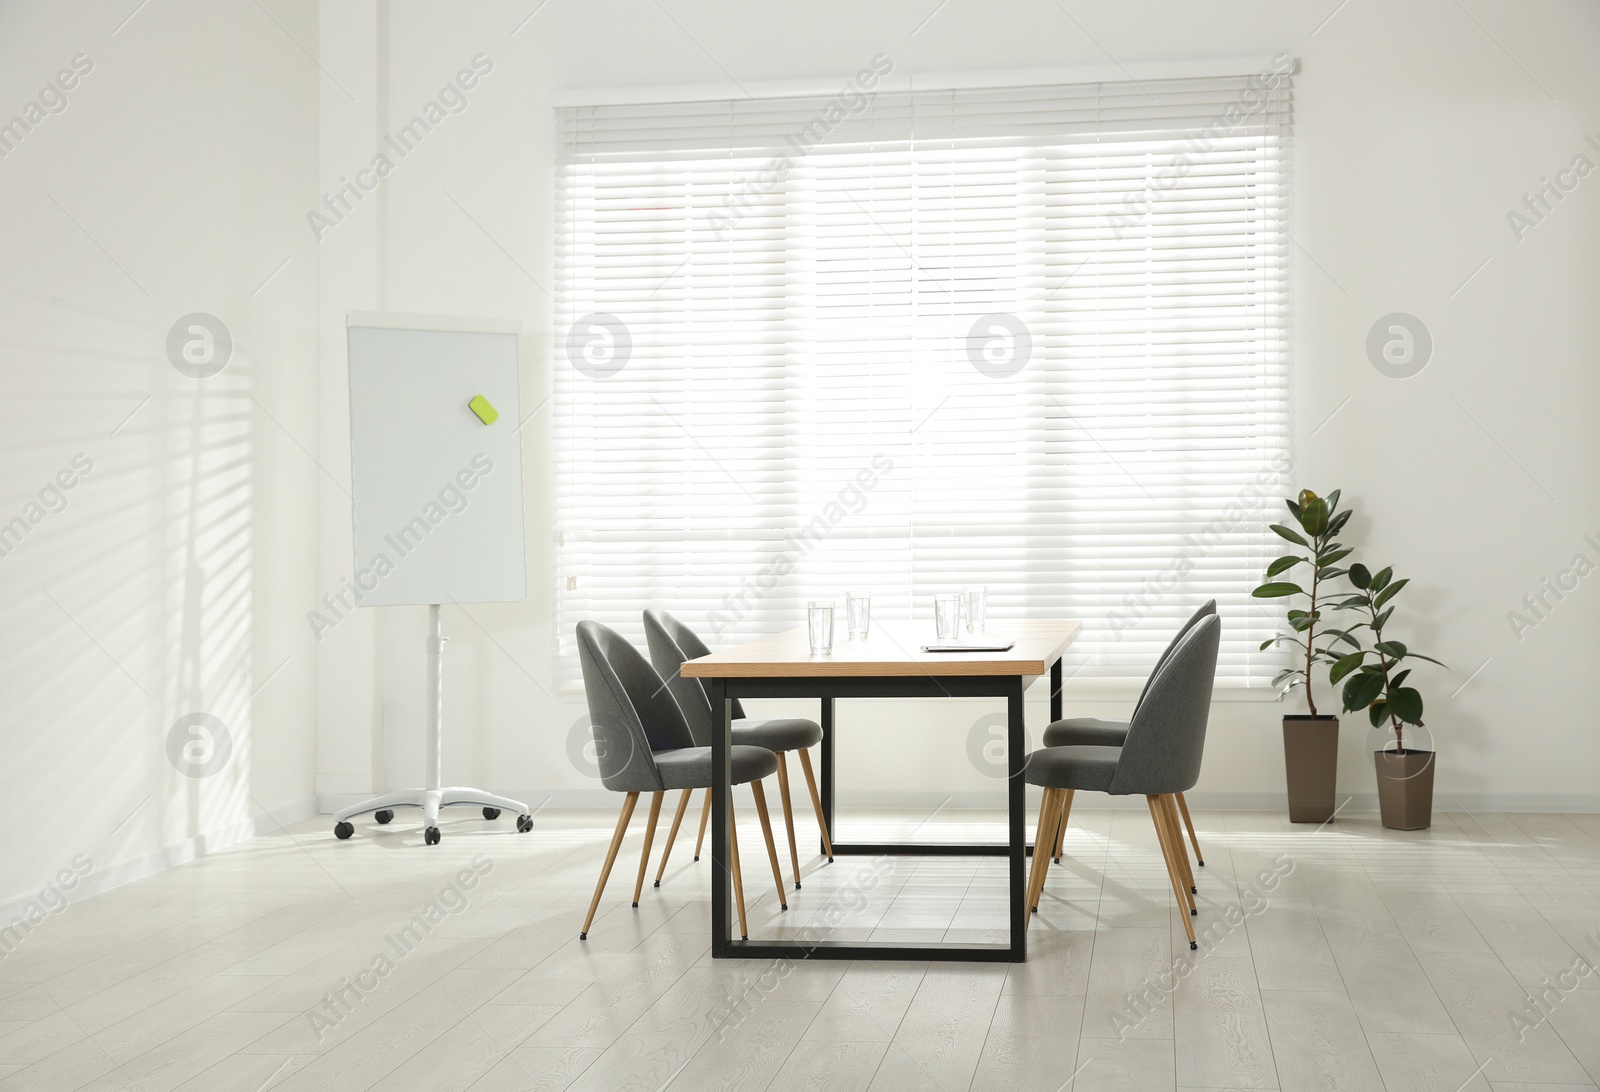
[709,658,1063,963]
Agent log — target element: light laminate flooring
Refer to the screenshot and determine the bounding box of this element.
[2,802,1599,1091]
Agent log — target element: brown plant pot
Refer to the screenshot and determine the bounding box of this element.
[1374,749,1435,830]
[1283,715,1339,823]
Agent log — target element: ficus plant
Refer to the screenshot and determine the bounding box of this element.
[1328,563,1445,752]
[1251,489,1356,716]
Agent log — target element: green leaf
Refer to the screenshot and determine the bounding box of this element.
[1284,497,1303,522]
[1331,595,1368,610]
[1270,524,1310,548]
[1373,606,1393,634]
[1271,668,1299,688]
[1405,653,1448,667]
[1252,582,1305,598]
[1328,651,1366,684]
[1299,494,1330,537]
[1370,566,1393,592]
[1373,578,1409,610]
[1391,669,1411,688]
[1375,640,1408,659]
[1326,508,1352,536]
[1368,700,1389,728]
[1349,563,1372,590]
[1316,547,1353,566]
[1288,615,1313,632]
[1326,488,1341,512]
[1387,687,1423,724]
[1266,555,1307,577]
[1342,671,1384,711]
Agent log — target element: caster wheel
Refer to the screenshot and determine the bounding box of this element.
[794,882,802,890]
[334,821,354,840]
[516,814,533,833]
[827,856,834,863]
[424,826,441,846]
[693,855,699,862]
[1190,908,1198,916]
[374,809,394,825]
[780,903,788,911]
[1191,886,1198,894]
[1197,860,1206,867]
[1189,941,1198,950]
[483,807,501,820]
[632,901,639,908]
[579,932,588,940]
[653,881,660,888]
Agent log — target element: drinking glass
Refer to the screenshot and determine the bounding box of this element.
[934,594,962,641]
[964,585,988,634]
[846,593,872,639]
[808,602,835,655]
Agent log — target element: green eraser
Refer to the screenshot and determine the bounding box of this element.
[468,394,499,425]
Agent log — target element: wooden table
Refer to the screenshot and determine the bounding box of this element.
[683,619,1083,962]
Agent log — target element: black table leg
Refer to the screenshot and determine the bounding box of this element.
[710,677,731,956]
[1051,657,1063,722]
[1007,676,1028,962]
[819,696,834,857]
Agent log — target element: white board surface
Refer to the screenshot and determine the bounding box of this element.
[347,317,527,606]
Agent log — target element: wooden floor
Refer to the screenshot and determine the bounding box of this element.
[2,803,1599,1091]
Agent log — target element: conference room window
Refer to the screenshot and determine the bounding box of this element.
[553,68,1293,686]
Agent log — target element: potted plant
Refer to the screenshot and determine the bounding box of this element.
[1252,489,1356,822]
[1329,563,1446,829]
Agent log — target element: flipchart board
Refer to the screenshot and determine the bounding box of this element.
[346,313,527,606]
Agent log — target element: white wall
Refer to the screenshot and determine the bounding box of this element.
[0,0,321,906]
[309,0,1600,813]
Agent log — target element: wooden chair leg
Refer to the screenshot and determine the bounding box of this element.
[1053,789,1075,863]
[654,789,694,888]
[1027,789,1061,919]
[631,791,664,908]
[1176,792,1204,866]
[1148,795,1197,950]
[749,781,789,911]
[796,746,833,861]
[776,752,802,890]
[581,792,638,939]
[693,788,712,860]
[1162,795,1198,906]
[728,795,749,940]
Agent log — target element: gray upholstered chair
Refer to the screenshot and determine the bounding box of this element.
[576,621,788,941]
[644,610,832,891]
[1040,600,1215,868]
[1024,614,1220,950]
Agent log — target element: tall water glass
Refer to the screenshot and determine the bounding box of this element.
[964,585,988,634]
[846,593,871,639]
[808,602,835,655]
[934,594,962,641]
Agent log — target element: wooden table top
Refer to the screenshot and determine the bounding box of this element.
[680,619,1083,679]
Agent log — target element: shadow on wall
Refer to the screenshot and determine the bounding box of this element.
[0,300,253,903]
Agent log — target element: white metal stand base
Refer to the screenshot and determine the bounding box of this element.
[333,605,531,846]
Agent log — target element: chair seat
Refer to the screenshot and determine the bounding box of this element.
[1041,717,1129,749]
[1024,745,1124,792]
[654,745,779,790]
[732,717,821,752]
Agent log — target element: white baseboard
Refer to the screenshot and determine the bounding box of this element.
[0,797,319,922]
[318,789,1600,814]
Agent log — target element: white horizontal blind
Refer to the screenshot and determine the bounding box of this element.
[554,73,1292,685]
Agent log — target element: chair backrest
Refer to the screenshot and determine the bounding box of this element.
[642,609,744,747]
[576,620,695,792]
[1110,614,1220,796]
[1131,600,1216,718]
